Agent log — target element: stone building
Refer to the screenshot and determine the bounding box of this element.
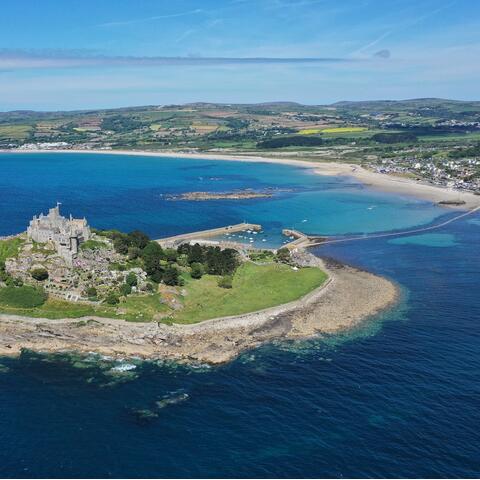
[27,203,91,264]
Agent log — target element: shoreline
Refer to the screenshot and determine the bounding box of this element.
[0,256,399,364]
[2,148,480,209]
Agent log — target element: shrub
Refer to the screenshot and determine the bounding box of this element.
[125,272,138,287]
[120,283,132,296]
[113,236,130,254]
[85,286,98,299]
[128,230,150,249]
[30,267,49,281]
[128,246,142,260]
[190,262,204,279]
[0,285,47,308]
[275,248,291,264]
[163,266,180,286]
[104,292,120,305]
[164,248,178,262]
[218,275,233,289]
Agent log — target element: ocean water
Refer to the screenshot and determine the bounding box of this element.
[1,153,479,478]
[0,153,445,244]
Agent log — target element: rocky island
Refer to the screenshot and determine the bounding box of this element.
[166,189,284,201]
[0,205,398,364]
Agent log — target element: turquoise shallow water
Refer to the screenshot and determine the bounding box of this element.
[0,153,445,245]
[1,153,479,478]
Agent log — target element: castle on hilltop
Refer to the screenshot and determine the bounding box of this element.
[27,203,91,264]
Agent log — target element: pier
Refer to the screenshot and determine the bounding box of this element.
[156,223,262,248]
[282,229,327,251]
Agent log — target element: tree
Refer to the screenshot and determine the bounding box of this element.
[125,272,138,287]
[163,266,180,286]
[221,249,239,275]
[141,242,165,279]
[30,267,49,281]
[190,262,204,279]
[187,243,204,264]
[128,230,150,250]
[113,236,130,254]
[164,248,178,262]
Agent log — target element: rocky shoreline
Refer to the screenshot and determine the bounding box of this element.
[0,253,399,364]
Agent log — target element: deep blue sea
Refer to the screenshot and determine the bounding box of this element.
[0,153,479,478]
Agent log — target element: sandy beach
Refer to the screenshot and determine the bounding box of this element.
[4,148,480,209]
[0,255,399,364]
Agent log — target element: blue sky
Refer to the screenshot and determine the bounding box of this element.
[0,0,478,110]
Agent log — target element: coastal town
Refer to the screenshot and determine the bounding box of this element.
[2,99,479,196]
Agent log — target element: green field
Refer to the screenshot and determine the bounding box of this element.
[171,262,327,324]
[0,125,33,140]
[0,262,327,324]
[0,285,47,308]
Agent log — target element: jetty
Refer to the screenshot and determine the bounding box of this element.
[282,229,326,251]
[157,223,262,248]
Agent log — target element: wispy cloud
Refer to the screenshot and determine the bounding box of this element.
[95,9,205,27]
[0,49,357,70]
[351,0,458,56]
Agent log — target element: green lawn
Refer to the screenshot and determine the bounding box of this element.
[172,262,327,324]
[0,294,171,321]
[0,237,24,263]
[0,262,327,324]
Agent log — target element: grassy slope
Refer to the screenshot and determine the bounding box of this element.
[0,238,24,263]
[172,262,327,324]
[0,263,327,324]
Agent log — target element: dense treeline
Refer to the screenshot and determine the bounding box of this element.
[177,243,239,276]
[371,132,418,144]
[257,135,324,148]
[101,115,146,132]
[448,142,480,158]
[97,229,240,288]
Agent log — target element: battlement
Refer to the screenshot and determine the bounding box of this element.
[27,203,91,264]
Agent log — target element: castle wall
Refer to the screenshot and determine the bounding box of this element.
[26,204,91,264]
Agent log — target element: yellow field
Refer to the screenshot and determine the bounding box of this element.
[321,127,367,133]
[298,128,323,134]
[299,126,367,135]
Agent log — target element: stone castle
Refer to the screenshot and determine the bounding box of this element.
[27,203,91,264]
